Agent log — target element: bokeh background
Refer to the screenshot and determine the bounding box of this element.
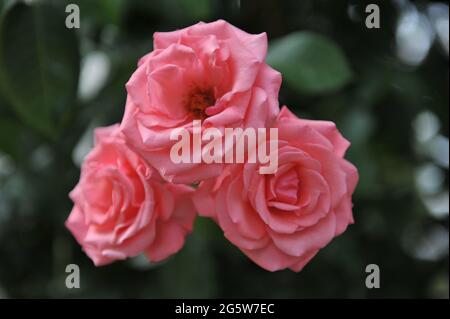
[0,0,448,298]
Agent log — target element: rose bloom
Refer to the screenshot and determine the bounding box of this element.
[66,125,196,266]
[193,107,359,271]
[121,19,281,184]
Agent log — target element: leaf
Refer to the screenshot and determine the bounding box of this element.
[66,0,125,26]
[0,117,19,159]
[267,31,353,95]
[178,0,211,20]
[0,1,80,137]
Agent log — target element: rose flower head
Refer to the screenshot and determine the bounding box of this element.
[121,20,281,184]
[193,107,359,271]
[66,125,196,266]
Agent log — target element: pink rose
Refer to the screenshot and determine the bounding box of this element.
[121,19,281,183]
[193,107,359,271]
[66,125,196,266]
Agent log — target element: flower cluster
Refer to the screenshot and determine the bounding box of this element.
[66,20,358,272]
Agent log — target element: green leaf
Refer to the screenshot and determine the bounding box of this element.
[0,1,80,137]
[156,0,212,23]
[65,0,125,26]
[0,117,19,158]
[267,31,353,95]
[178,0,211,20]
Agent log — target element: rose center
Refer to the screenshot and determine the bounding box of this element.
[274,170,300,205]
[186,88,215,120]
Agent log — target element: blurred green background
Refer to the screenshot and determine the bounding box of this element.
[0,0,448,298]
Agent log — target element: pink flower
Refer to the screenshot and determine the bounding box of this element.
[193,107,359,271]
[66,125,196,266]
[121,19,281,184]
